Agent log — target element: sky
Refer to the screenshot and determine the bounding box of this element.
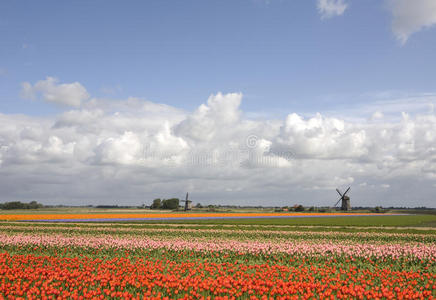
[0,0,436,207]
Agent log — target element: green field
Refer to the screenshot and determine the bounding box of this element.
[147,214,436,227]
[0,207,435,228]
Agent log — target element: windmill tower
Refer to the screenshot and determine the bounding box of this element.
[180,192,192,211]
[334,187,351,211]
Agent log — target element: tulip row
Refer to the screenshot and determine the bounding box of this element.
[0,232,435,262]
[0,222,434,299]
[0,224,434,243]
[0,251,434,299]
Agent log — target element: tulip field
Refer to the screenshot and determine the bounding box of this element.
[0,219,435,299]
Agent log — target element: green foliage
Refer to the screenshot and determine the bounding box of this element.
[294,205,305,212]
[0,201,43,210]
[151,199,161,209]
[161,198,179,210]
[372,206,387,213]
[151,198,180,210]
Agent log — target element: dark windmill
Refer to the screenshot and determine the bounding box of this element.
[334,187,351,211]
[180,192,192,211]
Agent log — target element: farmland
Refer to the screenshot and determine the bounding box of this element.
[0,212,435,299]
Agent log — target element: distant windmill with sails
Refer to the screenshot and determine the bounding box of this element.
[333,187,351,211]
[180,192,192,211]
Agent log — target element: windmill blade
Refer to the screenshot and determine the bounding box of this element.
[333,198,342,207]
[343,187,350,196]
[336,188,343,197]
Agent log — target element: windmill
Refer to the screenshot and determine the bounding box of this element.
[180,192,192,211]
[334,187,351,211]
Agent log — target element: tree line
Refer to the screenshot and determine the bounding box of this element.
[0,201,43,210]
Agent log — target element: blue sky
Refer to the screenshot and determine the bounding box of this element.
[1,0,435,116]
[1,0,436,207]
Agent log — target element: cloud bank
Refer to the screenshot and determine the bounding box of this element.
[2,81,436,207]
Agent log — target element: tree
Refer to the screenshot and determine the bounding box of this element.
[295,205,305,212]
[28,201,42,209]
[1,201,24,210]
[161,198,179,210]
[373,206,385,213]
[0,201,43,210]
[151,198,161,209]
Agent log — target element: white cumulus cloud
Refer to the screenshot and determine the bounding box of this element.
[21,77,90,107]
[174,92,242,142]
